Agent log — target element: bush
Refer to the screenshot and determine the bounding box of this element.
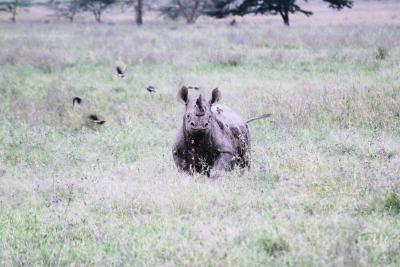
[376,47,388,60]
[259,237,288,256]
[383,192,400,215]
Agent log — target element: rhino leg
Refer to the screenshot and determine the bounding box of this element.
[173,149,193,175]
[210,152,233,179]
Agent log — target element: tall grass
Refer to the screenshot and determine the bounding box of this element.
[0,21,399,266]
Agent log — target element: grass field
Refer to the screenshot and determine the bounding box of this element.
[1,6,400,266]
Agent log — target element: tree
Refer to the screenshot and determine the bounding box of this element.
[160,0,210,24]
[124,0,144,25]
[207,0,353,26]
[79,0,115,23]
[0,0,31,23]
[52,0,82,22]
[135,0,143,25]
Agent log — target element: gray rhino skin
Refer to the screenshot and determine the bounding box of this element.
[172,87,250,178]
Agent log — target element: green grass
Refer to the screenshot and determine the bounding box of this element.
[0,21,400,266]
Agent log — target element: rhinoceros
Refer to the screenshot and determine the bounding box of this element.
[172,87,270,178]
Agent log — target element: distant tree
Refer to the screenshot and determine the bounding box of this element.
[52,0,82,22]
[124,0,144,25]
[207,0,353,26]
[0,0,31,23]
[80,0,116,23]
[160,0,211,24]
[135,0,143,24]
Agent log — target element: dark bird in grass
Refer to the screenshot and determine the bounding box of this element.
[116,60,127,78]
[87,114,106,125]
[229,19,237,26]
[147,86,156,93]
[116,65,126,78]
[72,97,106,129]
[72,97,82,106]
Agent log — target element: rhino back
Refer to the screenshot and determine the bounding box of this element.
[211,104,246,128]
[211,104,251,164]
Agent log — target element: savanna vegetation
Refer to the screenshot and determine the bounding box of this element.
[1,0,354,25]
[0,1,400,266]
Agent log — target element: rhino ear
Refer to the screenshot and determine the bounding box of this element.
[210,88,221,105]
[178,86,188,104]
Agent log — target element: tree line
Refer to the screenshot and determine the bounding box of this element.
[0,0,353,26]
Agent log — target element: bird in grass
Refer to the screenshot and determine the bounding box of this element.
[72,97,82,106]
[229,19,237,26]
[72,97,106,129]
[146,86,156,93]
[87,114,106,125]
[116,61,127,78]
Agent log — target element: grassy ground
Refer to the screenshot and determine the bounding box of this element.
[1,18,400,266]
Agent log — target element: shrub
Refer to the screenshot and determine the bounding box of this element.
[383,192,400,215]
[376,47,388,60]
[259,237,288,256]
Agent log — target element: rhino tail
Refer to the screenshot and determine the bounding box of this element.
[246,113,272,124]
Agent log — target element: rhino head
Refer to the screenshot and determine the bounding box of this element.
[178,86,221,136]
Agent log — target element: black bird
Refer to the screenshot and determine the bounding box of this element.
[229,19,237,26]
[115,60,127,78]
[72,97,106,128]
[116,64,127,78]
[72,97,82,106]
[147,86,156,93]
[87,114,106,125]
